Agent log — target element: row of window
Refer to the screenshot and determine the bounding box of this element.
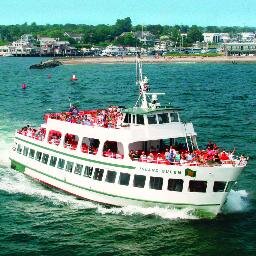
[124,112,179,125]
[16,143,235,193]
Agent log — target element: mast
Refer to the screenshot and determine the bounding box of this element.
[135,56,164,109]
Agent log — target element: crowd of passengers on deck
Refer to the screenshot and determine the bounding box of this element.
[18,125,46,141]
[129,141,237,166]
[17,125,247,166]
[45,105,123,129]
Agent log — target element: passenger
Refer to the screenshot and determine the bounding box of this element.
[129,150,135,160]
[167,149,175,163]
[219,151,229,161]
[228,148,236,160]
[88,146,94,154]
[140,151,147,161]
[169,146,177,157]
[133,150,140,160]
[147,153,154,163]
[206,141,214,150]
[175,152,181,163]
[164,148,170,160]
[186,152,193,162]
[156,153,163,163]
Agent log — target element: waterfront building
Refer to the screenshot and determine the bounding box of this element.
[240,32,255,42]
[101,45,127,56]
[223,42,256,56]
[134,31,155,46]
[203,33,230,43]
[0,45,12,56]
[64,32,83,43]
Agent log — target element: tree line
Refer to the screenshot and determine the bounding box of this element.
[0,17,255,48]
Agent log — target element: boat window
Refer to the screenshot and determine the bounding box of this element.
[103,140,124,159]
[137,114,144,125]
[170,113,179,122]
[81,137,100,155]
[29,149,35,159]
[189,180,207,192]
[84,166,93,178]
[35,151,42,161]
[17,144,23,154]
[157,113,169,124]
[65,161,74,172]
[167,179,184,192]
[147,114,157,124]
[74,164,83,175]
[49,156,57,167]
[105,170,117,183]
[41,153,49,164]
[23,146,29,156]
[225,181,236,192]
[48,130,62,146]
[57,158,65,169]
[64,133,79,150]
[149,176,163,190]
[124,113,131,123]
[133,175,146,188]
[213,181,227,192]
[93,168,104,181]
[119,172,130,186]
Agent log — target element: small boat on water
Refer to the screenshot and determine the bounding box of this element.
[9,57,248,217]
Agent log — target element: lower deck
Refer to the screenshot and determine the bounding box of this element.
[9,137,244,216]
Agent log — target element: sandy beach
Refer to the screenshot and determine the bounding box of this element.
[56,55,256,65]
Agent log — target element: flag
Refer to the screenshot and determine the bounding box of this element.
[185,168,196,177]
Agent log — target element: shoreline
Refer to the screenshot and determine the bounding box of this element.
[55,55,256,65]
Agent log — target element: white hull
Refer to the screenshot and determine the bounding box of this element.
[10,134,244,217]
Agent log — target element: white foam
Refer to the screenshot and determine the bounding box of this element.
[97,205,198,220]
[223,189,249,213]
[0,168,97,209]
[0,138,12,166]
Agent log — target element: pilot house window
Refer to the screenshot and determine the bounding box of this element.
[137,114,144,125]
[157,113,169,124]
[170,113,179,122]
[147,115,157,124]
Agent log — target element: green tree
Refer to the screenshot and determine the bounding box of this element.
[114,32,140,46]
[187,25,203,44]
[114,17,132,36]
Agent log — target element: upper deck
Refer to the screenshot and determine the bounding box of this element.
[43,104,196,142]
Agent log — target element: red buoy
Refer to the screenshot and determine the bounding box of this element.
[71,74,78,81]
[22,83,27,89]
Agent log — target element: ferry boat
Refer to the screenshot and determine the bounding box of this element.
[9,58,248,217]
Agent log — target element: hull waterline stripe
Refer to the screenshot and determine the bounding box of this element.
[10,158,221,207]
[15,136,135,169]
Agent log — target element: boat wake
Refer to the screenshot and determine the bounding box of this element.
[0,168,97,209]
[222,189,249,214]
[97,205,199,220]
[0,137,12,166]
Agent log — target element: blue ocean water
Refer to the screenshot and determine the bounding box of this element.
[0,57,255,255]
